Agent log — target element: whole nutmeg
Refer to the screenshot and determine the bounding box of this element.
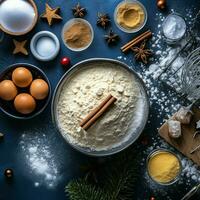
[157,0,166,9]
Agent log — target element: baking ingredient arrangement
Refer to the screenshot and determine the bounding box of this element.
[0,0,200,200]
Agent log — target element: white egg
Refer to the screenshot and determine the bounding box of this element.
[0,0,35,33]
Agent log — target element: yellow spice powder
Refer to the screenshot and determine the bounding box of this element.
[116,2,145,30]
[148,151,180,184]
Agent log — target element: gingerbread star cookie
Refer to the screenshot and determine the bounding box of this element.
[41,3,62,26]
[13,40,28,55]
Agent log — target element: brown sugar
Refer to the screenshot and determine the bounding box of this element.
[64,21,92,49]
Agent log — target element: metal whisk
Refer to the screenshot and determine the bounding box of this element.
[181,47,200,100]
[157,9,200,101]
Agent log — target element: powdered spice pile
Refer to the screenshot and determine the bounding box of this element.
[64,21,92,49]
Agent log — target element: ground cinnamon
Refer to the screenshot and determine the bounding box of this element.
[64,21,92,49]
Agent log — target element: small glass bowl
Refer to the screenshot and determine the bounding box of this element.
[61,18,94,52]
[114,0,148,33]
[146,149,182,186]
[162,13,187,44]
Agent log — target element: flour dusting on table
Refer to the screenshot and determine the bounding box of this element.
[19,128,61,189]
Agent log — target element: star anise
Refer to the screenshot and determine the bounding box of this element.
[131,41,152,64]
[97,13,110,29]
[72,3,86,18]
[104,30,119,45]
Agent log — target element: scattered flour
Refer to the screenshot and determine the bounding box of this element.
[19,130,61,189]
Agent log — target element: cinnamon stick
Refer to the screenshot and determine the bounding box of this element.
[80,95,117,130]
[80,94,113,127]
[121,30,151,50]
[121,30,152,53]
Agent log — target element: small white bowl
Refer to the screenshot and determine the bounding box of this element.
[61,18,94,52]
[30,31,60,61]
[114,0,148,33]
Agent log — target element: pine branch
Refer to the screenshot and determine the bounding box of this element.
[103,151,139,200]
[65,179,111,200]
[65,149,139,200]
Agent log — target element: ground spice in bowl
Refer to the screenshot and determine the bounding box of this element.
[62,18,93,51]
[147,149,181,185]
[114,0,147,33]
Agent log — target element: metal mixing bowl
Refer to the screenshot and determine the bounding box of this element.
[51,58,149,156]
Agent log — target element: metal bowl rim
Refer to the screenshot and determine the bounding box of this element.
[51,58,149,157]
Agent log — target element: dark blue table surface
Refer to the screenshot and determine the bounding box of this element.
[0,0,200,200]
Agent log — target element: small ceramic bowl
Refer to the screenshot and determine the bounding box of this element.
[146,149,182,186]
[114,0,147,33]
[0,63,51,120]
[30,31,60,61]
[0,0,38,36]
[61,18,94,52]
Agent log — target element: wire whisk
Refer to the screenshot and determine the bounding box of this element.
[181,47,200,100]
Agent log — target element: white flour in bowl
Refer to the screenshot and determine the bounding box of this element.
[57,62,145,151]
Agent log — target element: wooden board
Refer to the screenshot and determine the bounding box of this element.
[159,108,200,166]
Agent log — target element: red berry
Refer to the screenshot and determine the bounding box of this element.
[61,57,71,67]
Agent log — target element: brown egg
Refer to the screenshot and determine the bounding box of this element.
[30,79,49,100]
[0,80,18,100]
[14,93,36,114]
[12,67,33,88]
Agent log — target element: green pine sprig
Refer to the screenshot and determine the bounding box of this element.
[65,180,111,200]
[65,149,139,200]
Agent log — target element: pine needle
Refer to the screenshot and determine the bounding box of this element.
[66,179,111,200]
[103,151,139,200]
[65,149,139,200]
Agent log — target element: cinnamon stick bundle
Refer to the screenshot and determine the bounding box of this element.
[80,94,117,130]
[121,30,152,53]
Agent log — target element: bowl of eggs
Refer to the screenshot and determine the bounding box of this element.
[0,63,51,119]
